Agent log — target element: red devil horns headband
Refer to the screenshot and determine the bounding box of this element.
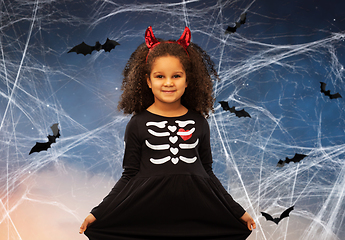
[145,26,191,62]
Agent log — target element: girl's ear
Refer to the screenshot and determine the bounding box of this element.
[147,76,152,88]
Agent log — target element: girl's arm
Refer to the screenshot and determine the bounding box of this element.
[88,116,141,220]
[90,168,139,219]
[79,213,96,234]
[199,118,247,218]
[79,167,138,234]
[203,167,256,230]
[199,118,256,230]
[240,212,256,230]
[202,162,247,218]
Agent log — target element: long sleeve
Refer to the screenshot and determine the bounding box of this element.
[90,116,141,220]
[199,118,246,219]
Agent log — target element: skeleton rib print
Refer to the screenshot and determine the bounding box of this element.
[145,120,198,165]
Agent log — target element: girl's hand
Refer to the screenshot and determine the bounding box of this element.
[79,213,96,234]
[240,212,256,231]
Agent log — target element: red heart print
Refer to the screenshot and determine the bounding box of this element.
[178,128,192,141]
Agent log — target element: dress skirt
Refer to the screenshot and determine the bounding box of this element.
[84,174,251,240]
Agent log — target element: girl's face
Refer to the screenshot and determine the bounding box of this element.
[147,55,187,107]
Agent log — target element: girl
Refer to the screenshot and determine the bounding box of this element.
[80,26,255,240]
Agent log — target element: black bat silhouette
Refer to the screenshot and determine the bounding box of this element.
[29,123,60,155]
[320,82,342,99]
[68,38,120,55]
[219,101,251,118]
[277,153,308,167]
[225,12,247,33]
[261,206,294,224]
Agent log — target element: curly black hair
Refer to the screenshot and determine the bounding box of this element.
[118,36,219,117]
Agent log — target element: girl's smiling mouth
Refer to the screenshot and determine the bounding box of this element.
[162,90,176,93]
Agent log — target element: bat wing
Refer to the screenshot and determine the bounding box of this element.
[319,82,333,97]
[225,26,237,33]
[277,159,285,167]
[219,101,231,111]
[261,211,282,224]
[261,212,274,222]
[278,205,294,223]
[235,108,251,118]
[68,42,95,55]
[330,92,342,99]
[102,38,120,52]
[239,12,247,24]
[50,123,59,136]
[290,153,307,163]
[320,82,327,93]
[29,142,52,155]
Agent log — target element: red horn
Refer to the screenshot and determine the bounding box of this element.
[176,26,191,49]
[145,26,160,49]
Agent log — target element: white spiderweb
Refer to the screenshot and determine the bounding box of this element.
[0,0,344,239]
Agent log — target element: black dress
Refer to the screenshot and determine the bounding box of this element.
[85,110,251,240]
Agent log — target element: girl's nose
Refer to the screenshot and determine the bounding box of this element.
[164,78,174,86]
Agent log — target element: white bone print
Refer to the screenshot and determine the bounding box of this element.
[146,121,168,128]
[177,128,195,136]
[175,120,195,127]
[168,126,177,132]
[169,136,178,144]
[171,158,179,164]
[150,156,171,164]
[145,140,170,150]
[179,139,199,149]
[146,119,198,165]
[170,147,179,155]
[179,156,197,163]
[148,129,170,137]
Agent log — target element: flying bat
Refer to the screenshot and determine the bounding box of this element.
[219,101,251,118]
[225,12,247,33]
[261,206,294,225]
[320,82,342,99]
[29,123,60,155]
[277,153,308,167]
[68,38,120,55]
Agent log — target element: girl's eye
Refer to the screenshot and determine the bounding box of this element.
[173,75,181,78]
[156,75,164,79]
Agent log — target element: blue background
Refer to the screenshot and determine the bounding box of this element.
[0,0,344,239]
